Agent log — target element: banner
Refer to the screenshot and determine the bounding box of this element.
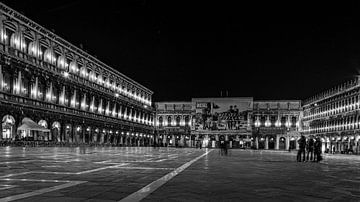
[192,98,252,132]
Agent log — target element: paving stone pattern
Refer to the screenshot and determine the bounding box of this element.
[0,147,359,201]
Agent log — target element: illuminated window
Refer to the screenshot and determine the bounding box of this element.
[10,32,26,52]
[57,55,68,69]
[69,61,79,74]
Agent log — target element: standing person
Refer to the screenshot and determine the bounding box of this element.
[220,140,225,156]
[199,139,202,149]
[224,141,228,156]
[314,137,322,162]
[297,135,306,162]
[306,136,315,161]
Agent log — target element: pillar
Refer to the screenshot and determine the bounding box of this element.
[255,137,259,150]
[275,135,280,150]
[265,136,269,150]
[285,136,290,150]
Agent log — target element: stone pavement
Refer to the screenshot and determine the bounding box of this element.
[0,147,359,201]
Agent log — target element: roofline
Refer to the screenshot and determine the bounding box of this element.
[0,2,153,94]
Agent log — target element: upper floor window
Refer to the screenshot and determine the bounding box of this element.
[28,41,42,58]
[10,32,26,52]
[0,28,8,44]
[57,55,68,70]
[44,48,56,65]
[69,61,79,74]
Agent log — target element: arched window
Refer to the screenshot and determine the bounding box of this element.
[10,32,26,52]
[57,55,68,70]
[28,41,42,58]
[157,116,162,127]
[89,71,96,82]
[38,120,48,129]
[43,48,56,65]
[69,61,79,74]
[0,27,8,44]
[80,66,87,78]
[96,74,103,85]
[167,116,172,127]
[104,77,110,88]
[176,116,181,126]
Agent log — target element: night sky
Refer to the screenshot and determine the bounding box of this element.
[3,1,360,102]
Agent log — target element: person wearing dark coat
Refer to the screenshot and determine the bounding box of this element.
[306,137,315,161]
[314,137,322,162]
[297,135,306,162]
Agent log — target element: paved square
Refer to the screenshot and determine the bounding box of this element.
[0,147,359,201]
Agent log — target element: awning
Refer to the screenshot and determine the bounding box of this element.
[17,118,50,132]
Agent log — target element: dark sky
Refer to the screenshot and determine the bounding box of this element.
[3,0,360,102]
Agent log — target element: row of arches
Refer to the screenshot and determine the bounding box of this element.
[0,14,151,105]
[304,115,360,134]
[156,115,192,127]
[0,67,154,126]
[304,90,359,120]
[304,78,358,106]
[253,115,299,128]
[1,114,154,146]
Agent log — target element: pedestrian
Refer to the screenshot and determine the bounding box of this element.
[297,135,306,162]
[199,140,202,149]
[306,136,314,161]
[220,140,225,156]
[314,137,322,162]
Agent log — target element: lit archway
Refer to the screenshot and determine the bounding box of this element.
[38,120,49,141]
[2,115,15,140]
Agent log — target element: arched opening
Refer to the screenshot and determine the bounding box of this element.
[158,116,163,127]
[258,137,265,149]
[279,137,286,150]
[75,126,82,143]
[85,127,91,143]
[94,128,99,143]
[2,115,15,140]
[290,137,296,150]
[38,120,49,141]
[268,136,275,149]
[176,116,181,126]
[167,116,171,127]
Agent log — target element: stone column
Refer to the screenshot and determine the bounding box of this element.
[275,135,280,150]
[255,137,259,149]
[286,136,290,150]
[265,136,269,150]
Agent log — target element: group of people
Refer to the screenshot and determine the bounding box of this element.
[297,135,322,162]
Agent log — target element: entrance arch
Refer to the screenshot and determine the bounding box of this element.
[38,120,49,141]
[279,137,286,150]
[2,115,15,140]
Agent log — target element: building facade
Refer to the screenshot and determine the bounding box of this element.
[0,3,155,146]
[191,97,253,148]
[252,100,302,150]
[155,102,192,147]
[302,78,360,154]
